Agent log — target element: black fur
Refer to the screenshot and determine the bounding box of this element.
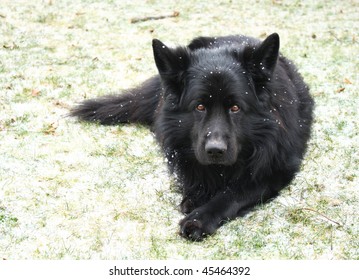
[71,33,314,241]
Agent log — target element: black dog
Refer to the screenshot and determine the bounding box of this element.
[71,33,314,241]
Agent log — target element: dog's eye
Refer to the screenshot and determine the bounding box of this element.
[230,105,240,113]
[196,104,206,112]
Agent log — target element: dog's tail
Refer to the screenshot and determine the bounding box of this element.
[70,76,161,126]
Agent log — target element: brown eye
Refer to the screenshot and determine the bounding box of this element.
[196,104,206,112]
[230,105,240,113]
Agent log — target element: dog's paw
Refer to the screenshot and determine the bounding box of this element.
[179,210,217,241]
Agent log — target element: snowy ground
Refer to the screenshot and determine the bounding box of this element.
[0,0,358,259]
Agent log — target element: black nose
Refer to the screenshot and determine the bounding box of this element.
[205,140,227,157]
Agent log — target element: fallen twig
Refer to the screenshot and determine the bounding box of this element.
[302,207,343,227]
[131,11,179,23]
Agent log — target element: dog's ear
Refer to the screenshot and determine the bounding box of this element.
[252,33,280,78]
[152,39,189,76]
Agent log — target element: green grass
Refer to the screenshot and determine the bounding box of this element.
[0,0,358,260]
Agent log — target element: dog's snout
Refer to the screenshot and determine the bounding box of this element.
[205,139,227,157]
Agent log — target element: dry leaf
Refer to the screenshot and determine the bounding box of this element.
[344,78,352,84]
[31,89,41,97]
[43,122,58,135]
[336,87,345,93]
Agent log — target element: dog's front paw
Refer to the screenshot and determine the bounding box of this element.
[179,210,218,241]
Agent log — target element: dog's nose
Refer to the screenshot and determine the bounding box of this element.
[205,140,227,157]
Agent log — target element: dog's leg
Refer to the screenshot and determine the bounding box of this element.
[179,186,274,241]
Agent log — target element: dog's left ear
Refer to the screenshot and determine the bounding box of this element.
[252,33,280,78]
[152,39,189,76]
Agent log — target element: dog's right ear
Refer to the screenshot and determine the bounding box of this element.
[152,39,189,76]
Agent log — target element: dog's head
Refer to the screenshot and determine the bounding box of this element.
[153,34,280,166]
